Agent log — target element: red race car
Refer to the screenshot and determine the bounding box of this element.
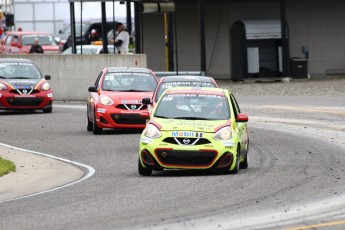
[0,58,53,113]
[87,67,158,134]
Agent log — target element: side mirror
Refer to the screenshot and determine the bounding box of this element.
[142,97,152,105]
[45,75,51,80]
[88,86,98,92]
[236,113,249,122]
[139,111,150,119]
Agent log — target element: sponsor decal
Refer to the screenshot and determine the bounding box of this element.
[161,82,214,89]
[141,136,152,144]
[47,93,53,98]
[222,141,234,147]
[107,67,151,73]
[120,110,140,114]
[8,80,37,84]
[172,120,215,130]
[121,99,142,104]
[0,62,34,67]
[97,108,106,113]
[171,131,203,138]
[15,95,36,98]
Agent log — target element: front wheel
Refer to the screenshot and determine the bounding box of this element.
[87,112,93,131]
[229,149,240,174]
[239,154,248,169]
[92,111,102,135]
[138,159,152,176]
[43,107,52,113]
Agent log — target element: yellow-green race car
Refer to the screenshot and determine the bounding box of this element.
[138,87,249,176]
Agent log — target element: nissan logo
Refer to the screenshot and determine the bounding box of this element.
[183,138,190,145]
[131,104,137,110]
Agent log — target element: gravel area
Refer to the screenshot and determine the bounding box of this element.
[217,78,345,97]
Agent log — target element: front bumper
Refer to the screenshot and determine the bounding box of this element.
[0,91,53,110]
[139,134,238,170]
[95,105,148,129]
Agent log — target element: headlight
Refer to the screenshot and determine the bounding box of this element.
[0,83,7,91]
[213,126,232,141]
[144,124,161,139]
[100,95,114,105]
[41,82,51,90]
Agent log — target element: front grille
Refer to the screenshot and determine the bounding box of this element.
[110,114,147,125]
[155,149,217,167]
[10,89,40,95]
[6,97,44,107]
[116,104,147,110]
[163,137,211,145]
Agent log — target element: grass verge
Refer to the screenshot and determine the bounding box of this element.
[0,157,16,177]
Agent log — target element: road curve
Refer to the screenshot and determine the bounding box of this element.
[0,96,344,230]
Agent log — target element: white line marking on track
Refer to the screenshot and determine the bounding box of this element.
[0,142,95,203]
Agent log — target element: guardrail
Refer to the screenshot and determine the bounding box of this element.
[0,54,147,101]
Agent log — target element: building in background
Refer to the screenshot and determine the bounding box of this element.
[0,0,130,34]
[141,0,345,79]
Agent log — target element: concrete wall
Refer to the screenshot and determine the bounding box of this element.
[143,0,345,79]
[1,54,147,101]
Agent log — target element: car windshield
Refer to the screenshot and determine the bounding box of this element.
[156,81,217,101]
[154,93,230,120]
[0,62,41,79]
[22,35,57,46]
[102,71,157,92]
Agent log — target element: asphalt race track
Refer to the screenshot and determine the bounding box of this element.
[1,95,345,230]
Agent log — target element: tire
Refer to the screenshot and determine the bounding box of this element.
[240,139,249,169]
[92,111,102,135]
[87,118,93,131]
[43,107,52,113]
[87,109,93,131]
[239,154,248,169]
[138,159,152,176]
[229,148,240,174]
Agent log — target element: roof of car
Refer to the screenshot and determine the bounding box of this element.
[5,31,53,36]
[162,75,215,83]
[106,67,152,73]
[0,58,33,64]
[165,87,227,96]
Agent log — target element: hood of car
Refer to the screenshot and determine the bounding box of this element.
[1,78,43,90]
[152,118,230,133]
[102,91,153,103]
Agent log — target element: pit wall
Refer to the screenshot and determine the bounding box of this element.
[0,54,147,101]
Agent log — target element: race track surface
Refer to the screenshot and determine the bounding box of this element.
[0,93,345,230]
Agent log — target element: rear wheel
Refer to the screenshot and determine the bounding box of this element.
[92,111,102,135]
[43,107,52,113]
[138,159,152,176]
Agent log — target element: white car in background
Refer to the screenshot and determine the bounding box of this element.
[62,45,117,54]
